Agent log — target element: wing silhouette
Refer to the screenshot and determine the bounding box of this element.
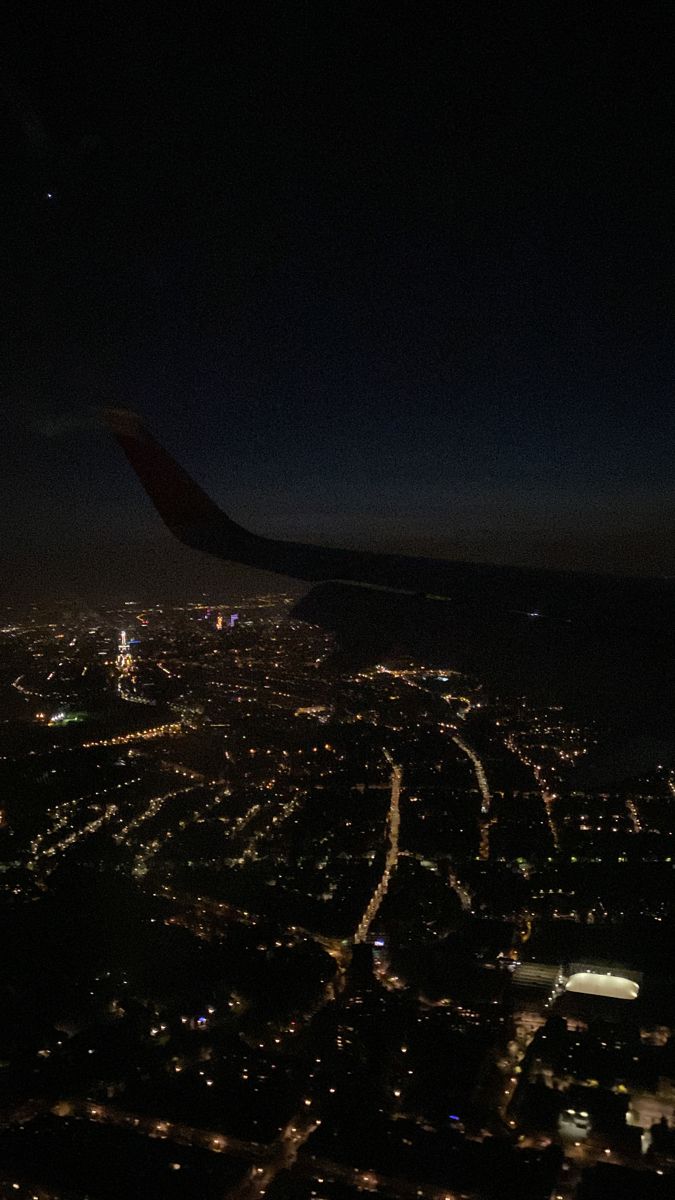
[103,408,675,729]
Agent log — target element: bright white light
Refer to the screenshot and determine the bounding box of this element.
[565,972,639,1000]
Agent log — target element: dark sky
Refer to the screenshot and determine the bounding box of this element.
[2,2,674,599]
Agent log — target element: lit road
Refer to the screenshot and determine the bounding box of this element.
[295,1155,476,1200]
[82,721,183,749]
[25,774,225,879]
[504,733,560,849]
[53,1097,265,1158]
[354,753,402,944]
[437,692,493,862]
[450,732,490,815]
[50,1099,475,1200]
[113,780,212,843]
[450,731,493,861]
[225,1110,319,1199]
[0,719,184,763]
[130,784,228,876]
[28,772,144,861]
[28,804,119,873]
[155,888,351,1020]
[441,692,472,720]
[625,795,642,834]
[236,794,304,864]
[447,867,472,911]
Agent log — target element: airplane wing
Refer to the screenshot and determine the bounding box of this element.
[104,408,401,587]
[103,409,675,729]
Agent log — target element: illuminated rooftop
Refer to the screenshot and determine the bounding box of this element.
[565,971,639,1001]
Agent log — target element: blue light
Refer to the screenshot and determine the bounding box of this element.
[374,938,385,947]
[449,1114,460,1121]
[197,1016,207,1025]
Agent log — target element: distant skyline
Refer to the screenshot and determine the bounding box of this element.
[3,4,674,595]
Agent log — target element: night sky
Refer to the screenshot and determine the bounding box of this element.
[2,3,674,599]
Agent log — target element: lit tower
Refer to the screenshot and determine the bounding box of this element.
[116,630,133,673]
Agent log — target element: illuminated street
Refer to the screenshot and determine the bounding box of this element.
[0,601,673,1200]
[354,755,402,944]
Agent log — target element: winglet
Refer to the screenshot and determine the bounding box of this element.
[102,407,232,536]
[103,408,377,585]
